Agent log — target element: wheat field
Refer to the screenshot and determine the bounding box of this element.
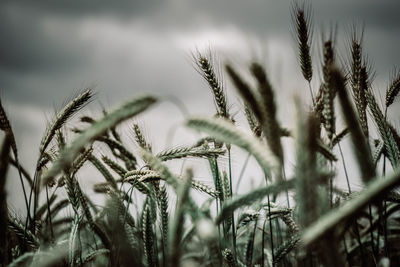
[1,3,400,267]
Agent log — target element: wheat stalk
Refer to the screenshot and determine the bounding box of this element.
[168,169,193,267]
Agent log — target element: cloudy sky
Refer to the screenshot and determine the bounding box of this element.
[1,0,400,211]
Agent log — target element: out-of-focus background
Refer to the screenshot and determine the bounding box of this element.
[1,0,400,214]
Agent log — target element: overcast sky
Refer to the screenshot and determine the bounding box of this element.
[1,0,400,212]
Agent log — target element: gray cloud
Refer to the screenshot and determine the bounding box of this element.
[1,0,399,129]
[1,0,399,190]
[0,8,89,74]
[1,0,164,17]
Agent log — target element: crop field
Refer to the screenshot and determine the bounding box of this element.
[1,3,400,267]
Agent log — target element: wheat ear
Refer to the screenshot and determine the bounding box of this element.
[42,95,156,186]
[156,146,225,161]
[196,53,228,118]
[366,89,400,168]
[0,99,18,165]
[358,66,369,137]
[386,69,400,108]
[40,89,93,154]
[292,3,313,83]
[322,41,335,142]
[133,123,152,152]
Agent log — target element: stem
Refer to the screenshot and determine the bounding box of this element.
[308,81,315,106]
[261,219,267,267]
[45,185,54,243]
[337,142,351,194]
[354,220,366,266]
[383,107,389,258]
[16,162,30,223]
[235,153,251,193]
[267,193,275,266]
[282,167,290,209]
[368,204,377,257]
[228,148,237,259]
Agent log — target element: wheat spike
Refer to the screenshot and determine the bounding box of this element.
[156,146,225,161]
[133,123,152,152]
[196,53,228,118]
[40,89,93,154]
[373,140,385,166]
[42,95,156,186]
[89,155,118,190]
[274,235,301,264]
[157,184,169,251]
[322,41,336,141]
[350,36,362,110]
[358,66,369,137]
[386,69,400,108]
[0,99,18,162]
[244,104,262,137]
[8,217,39,249]
[366,89,400,168]
[102,155,127,177]
[293,3,313,82]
